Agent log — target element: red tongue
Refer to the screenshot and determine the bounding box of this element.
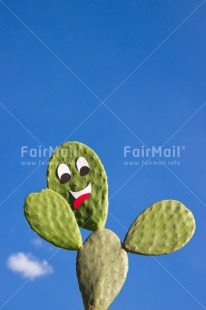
[73,193,91,210]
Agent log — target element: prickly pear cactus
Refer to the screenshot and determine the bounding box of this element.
[47,141,108,231]
[123,200,195,255]
[76,229,128,310]
[23,141,196,309]
[24,189,82,250]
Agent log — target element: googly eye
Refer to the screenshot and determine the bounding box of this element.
[76,157,90,176]
[57,163,71,183]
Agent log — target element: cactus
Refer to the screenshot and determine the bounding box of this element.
[47,141,108,231]
[23,141,196,309]
[24,189,82,250]
[123,200,195,255]
[76,229,128,310]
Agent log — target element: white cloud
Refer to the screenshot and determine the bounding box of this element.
[7,252,53,280]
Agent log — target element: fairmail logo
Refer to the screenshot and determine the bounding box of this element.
[124,145,185,158]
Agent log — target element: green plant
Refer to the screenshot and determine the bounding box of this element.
[24,141,195,309]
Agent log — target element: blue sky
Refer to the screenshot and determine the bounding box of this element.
[0,0,206,309]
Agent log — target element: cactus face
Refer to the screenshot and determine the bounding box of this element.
[24,189,82,250]
[47,141,108,231]
[123,200,195,255]
[76,229,128,310]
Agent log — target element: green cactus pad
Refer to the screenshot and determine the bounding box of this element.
[76,229,128,310]
[123,200,195,255]
[47,141,108,231]
[24,189,82,250]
